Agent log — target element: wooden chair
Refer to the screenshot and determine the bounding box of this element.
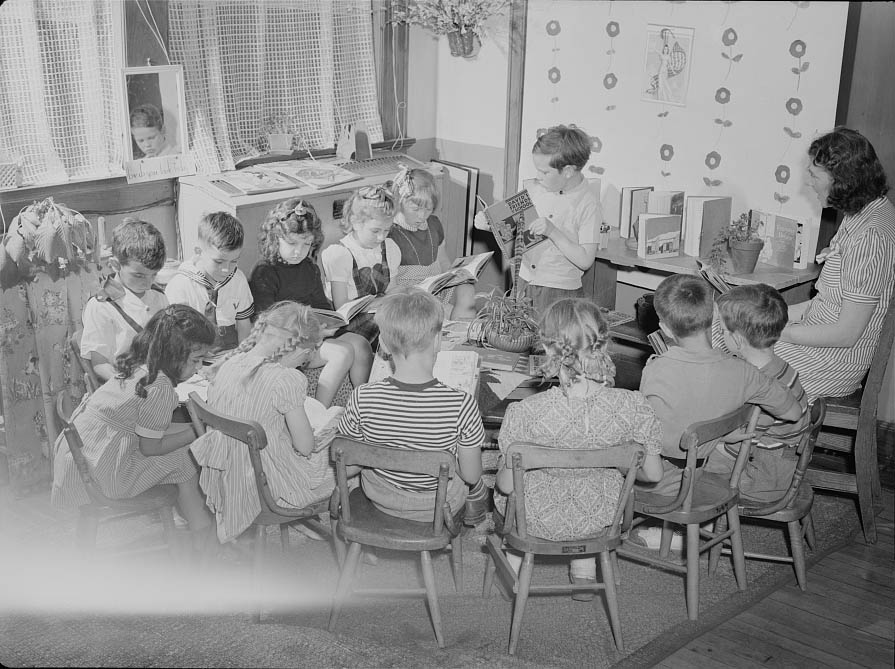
[69,328,101,394]
[186,392,332,622]
[809,291,895,544]
[482,442,644,655]
[709,398,827,590]
[53,390,180,558]
[616,405,761,621]
[327,436,464,648]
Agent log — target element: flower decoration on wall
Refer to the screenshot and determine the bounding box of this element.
[544,17,562,105]
[776,30,810,208]
[789,40,809,91]
[775,165,790,184]
[720,27,743,79]
[603,73,617,90]
[589,135,605,175]
[602,14,620,110]
[658,143,675,177]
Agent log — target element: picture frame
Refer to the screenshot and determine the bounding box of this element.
[122,65,194,182]
[642,24,695,107]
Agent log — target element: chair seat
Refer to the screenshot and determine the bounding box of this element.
[85,483,178,513]
[254,497,329,527]
[634,472,738,525]
[495,507,622,556]
[741,485,814,523]
[337,487,458,551]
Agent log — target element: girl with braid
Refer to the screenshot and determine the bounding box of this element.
[52,305,216,554]
[191,301,340,542]
[493,299,663,600]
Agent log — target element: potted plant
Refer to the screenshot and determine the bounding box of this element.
[390,0,510,58]
[710,211,765,275]
[261,116,294,153]
[469,287,539,353]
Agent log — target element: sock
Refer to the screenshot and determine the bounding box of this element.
[569,557,597,580]
[505,550,523,575]
[466,479,488,501]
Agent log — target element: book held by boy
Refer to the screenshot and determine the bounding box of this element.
[260,160,362,190]
[481,189,546,259]
[750,210,799,269]
[369,349,480,397]
[619,186,654,239]
[696,258,732,294]
[636,213,682,259]
[311,294,376,329]
[683,195,732,257]
[416,251,494,294]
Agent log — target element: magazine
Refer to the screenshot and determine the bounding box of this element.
[311,294,376,329]
[208,167,298,195]
[481,189,546,259]
[260,160,361,190]
[416,251,494,294]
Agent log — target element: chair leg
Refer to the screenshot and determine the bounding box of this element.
[157,505,180,563]
[855,429,878,544]
[280,525,289,552]
[659,520,673,558]
[803,511,817,552]
[331,517,346,566]
[787,520,808,591]
[328,541,363,632]
[685,523,701,621]
[450,534,463,593]
[419,550,445,648]
[708,514,728,575]
[252,524,266,623]
[610,550,621,586]
[76,509,100,557]
[599,551,624,652]
[508,552,535,655]
[726,509,747,592]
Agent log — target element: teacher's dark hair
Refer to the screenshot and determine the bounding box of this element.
[809,127,889,215]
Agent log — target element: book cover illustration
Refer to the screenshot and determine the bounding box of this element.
[793,219,820,269]
[683,196,732,257]
[619,186,654,238]
[370,350,480,397]
[648,190,685,216]
[211,168,298,195]
[311,294,376,329]
[262,160,362,190]
[482,189,546,259]
[416,251,494,294]
[750,210,799,269]
[636,214,682,259]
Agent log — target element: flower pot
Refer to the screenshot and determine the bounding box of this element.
[484,328,536,354]
[459,30,477,57]
[446,30,463,57]
[267,133,293,152]
[728,239,764,274]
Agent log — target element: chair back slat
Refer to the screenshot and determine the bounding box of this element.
[69,329,100,393]
[55,390,114,506]
[860,290,895,414]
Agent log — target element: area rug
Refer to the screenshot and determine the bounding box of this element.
[0,491,861,668]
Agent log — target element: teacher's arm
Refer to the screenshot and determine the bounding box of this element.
[780,298,876,348]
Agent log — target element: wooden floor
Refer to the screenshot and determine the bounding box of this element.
[657,490,895,669]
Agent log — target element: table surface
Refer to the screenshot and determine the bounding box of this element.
[595,232,820,291]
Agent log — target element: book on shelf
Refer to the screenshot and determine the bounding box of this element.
[481,189,546,259]
[311,294,376,329]
[260,160,362,190]
[369,349,480,397]
[636,213,682,259]
[416,251,494,294]
[647,330,672,355]
[695,258,732,294]
[750,210,799,270]
[648,190,685,216]
[619,186,654,239]
[207,167,298,195]
[683,196,732,257]
[793,218,820,270]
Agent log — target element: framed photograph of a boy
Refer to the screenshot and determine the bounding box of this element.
[642,25,695,107]
[122,65,193,182]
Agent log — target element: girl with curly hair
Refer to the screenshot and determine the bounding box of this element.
[191,301,340,542]
[52,304,216,547]
[493,298,663,600]
[776,127,895,398]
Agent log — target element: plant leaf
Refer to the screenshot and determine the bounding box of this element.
[593,166,605,175]
[801,61,809,72]
[658,111,669,117]
[605,105,616,111]
[703,177,713,186]
[661,170,671,177]
[712,179,723,187]
[723,120,733,127]
[783,126,802,139]
[714,118,725,125]
[732,53,743,62]
[34,218,57,264]
[721,52,730,60]
[791,67,801,75]
[606,49,615,55]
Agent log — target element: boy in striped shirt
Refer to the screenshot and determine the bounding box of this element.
[337,288,488,524]
[706,284,810,501]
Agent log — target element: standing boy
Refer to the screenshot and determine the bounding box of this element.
[80,218,169,382]
[337,288,489,525]
[165,211,255,352]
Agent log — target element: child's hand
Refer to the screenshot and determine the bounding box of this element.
[527,216,555,238]
[321,326,339,338]
[473,211,490,231]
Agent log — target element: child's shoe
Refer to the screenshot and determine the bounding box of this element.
[628,526,684,552]
[570,576,597,602]
[463,482,493,527]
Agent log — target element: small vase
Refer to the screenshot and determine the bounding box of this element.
[459,29,477,57]
[446,30,463,57]
[728,239,764,274]
[267,133,293,152]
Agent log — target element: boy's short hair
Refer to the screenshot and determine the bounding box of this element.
[375,287,443,358]
[653,274,714,339]
[531,124,592,172]
[199,211,244,252]
[129,103,164,130]
[111,218,166,271]
[717,283,788,349]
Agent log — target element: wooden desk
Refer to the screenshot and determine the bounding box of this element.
[585,232,821,309]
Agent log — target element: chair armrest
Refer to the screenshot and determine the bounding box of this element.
[442,503,461,537]
[638,467,693,514]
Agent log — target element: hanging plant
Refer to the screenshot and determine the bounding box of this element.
[1,197,96,288]
[390,0,510,56]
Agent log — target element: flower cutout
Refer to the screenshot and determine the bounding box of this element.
[660,144,675,161]
[603,73,617,89]
[775,164,791,184]
[789,40,806,58]
[590,136,603,153]
[705,151,722,170]
[786,97,803,115]
[548,67,562,84]
[722,28,738,46]
[606,21,619,37]
[715,87,731,104]
[546,20,561,36]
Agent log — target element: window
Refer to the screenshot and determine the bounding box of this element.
[0,0,125,186]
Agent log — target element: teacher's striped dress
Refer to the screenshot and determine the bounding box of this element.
[775,197,895,399]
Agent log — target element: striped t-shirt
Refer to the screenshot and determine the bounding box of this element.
[337,377,485,492]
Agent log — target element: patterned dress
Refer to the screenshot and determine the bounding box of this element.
[776,197,895,398]
[495,385,662,541]
[51,370,197,508]
[190,353,335,542]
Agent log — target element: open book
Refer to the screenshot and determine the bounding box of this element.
[311,294,376,329]
[481,189,546,259]
[695,259,732,295]
[416,251,494,294]
[207,167,298,195]
[303,397,345,452]
[260,160,361,190]
[369,349,480,397]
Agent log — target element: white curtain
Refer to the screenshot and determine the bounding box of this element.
[168,0,384,174]
[0,0,125,185]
